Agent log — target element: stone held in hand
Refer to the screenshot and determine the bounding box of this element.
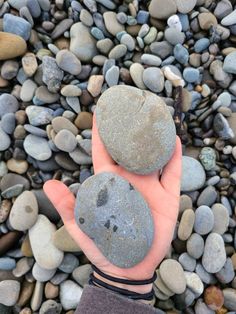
[74,172,154,268]
[96,85,176,175]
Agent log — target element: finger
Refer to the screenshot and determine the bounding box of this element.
[43,180,75,223]
[160,136,182,195]
[92,113,116,172]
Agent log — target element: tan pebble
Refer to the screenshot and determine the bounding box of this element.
[13,125,26,140]
[126,25,141,36]
[195,85,202,92]
[7,159,28,174]
[130,63,146,90]
[0,75,9,87]
[12,84,22,99]
[179,195,192,216]
[87,75,104,97]
[178,209,195,241]
[231,253,236,270]
[53,225,81,252]
[66,311,75,314]
[19,308,32,314]
[61,85,82,97]
[92,55,107,66]
[222,47,236,56]
[44,282,59,299]
[21,234,33,257]
[198,12,217,30]
[54,37,70,50]
[0,199,11,223]
[0,32,27,60]
[74,112,93,130]
[22,53,38,77]
[52,116,78,135]
[36,48,52,61]
[15,110,27,125]
[17,281,35,307]
[216,308,228,314]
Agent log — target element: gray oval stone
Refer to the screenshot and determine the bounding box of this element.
[181,156,206,192]
[23,135,52,161]
[159,259,186,294]
[193,205,214,235]
[202,233,226,273]
[74,172,154,268]
[96,85,176,174]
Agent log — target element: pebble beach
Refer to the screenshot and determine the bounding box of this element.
[0,0,236,313]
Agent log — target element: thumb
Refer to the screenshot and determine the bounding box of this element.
[160,136,182,196]
[43,180,76,224]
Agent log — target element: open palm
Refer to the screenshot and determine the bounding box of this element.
[44,115,182,281]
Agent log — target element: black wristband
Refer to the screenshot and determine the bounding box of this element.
[91,264,157,286]
[89,273,155,301]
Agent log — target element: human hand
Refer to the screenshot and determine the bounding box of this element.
[44,114,182,294]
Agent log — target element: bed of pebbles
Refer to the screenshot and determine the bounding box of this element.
[0,0,236,313]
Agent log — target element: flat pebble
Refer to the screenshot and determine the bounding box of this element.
[53,225,81,252]
[0,94,19,118]
[0,32,27,60]
[183,67,200,83]
[0,257,16,270]
[56,50,81,75]
[149,0,177,19]
[142,67,165,92]
[178,253,196,272]
[39,300,62,314]
[72,264,92,287]
[130,63,146,89]
[26,106,54,126]
[159,259,186,294]
[9,191,38,231]
[32,263,56,282]
[20,79,37,102]
[165,28,185,45]
[202,233,226,273]
[174,44,189,65]
[105,65,119,87]
[58,253,79,273]
[178,209,195,241]
[0,127,11,151]
[54,129,77,153]
[187,233,204,259]
[211,203,229,235]
[181,156,206,192]
[29,215,64,270]
[197,186,217,207]
[194,206,214,235]
[75,172,154,268]
[70,22,97,62]
[184,271,204,295]
[60,280,83,310]
[103,12,124,36]
[0,280,21,306]
[42,56,63,93]
[3,14,32,40]
[223,288,236,311]
[176,0,197,14]
[24,135,52,161]
[216,258,235,284]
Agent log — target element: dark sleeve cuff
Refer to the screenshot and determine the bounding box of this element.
[74,284,160,314]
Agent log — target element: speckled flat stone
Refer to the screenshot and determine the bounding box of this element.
[74,172,154,268]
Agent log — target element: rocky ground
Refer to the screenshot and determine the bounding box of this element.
[0,0,236,313]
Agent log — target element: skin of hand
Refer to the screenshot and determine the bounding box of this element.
[43,114,182,295]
